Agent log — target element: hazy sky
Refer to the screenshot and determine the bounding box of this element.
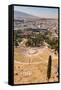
[14,6,58,18]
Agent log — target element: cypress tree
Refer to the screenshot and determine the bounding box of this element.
[47,55,52,81]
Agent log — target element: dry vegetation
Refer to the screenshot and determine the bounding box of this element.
[14,46,58,84]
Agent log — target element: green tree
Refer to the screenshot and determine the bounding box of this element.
[47,55,52,81]
[15,40,19,48]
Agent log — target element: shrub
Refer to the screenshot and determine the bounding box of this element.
[15,40,19,48]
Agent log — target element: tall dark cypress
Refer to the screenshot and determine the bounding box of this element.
[47,55,52,81]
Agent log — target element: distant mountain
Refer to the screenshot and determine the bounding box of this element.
[14,11,40,20]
